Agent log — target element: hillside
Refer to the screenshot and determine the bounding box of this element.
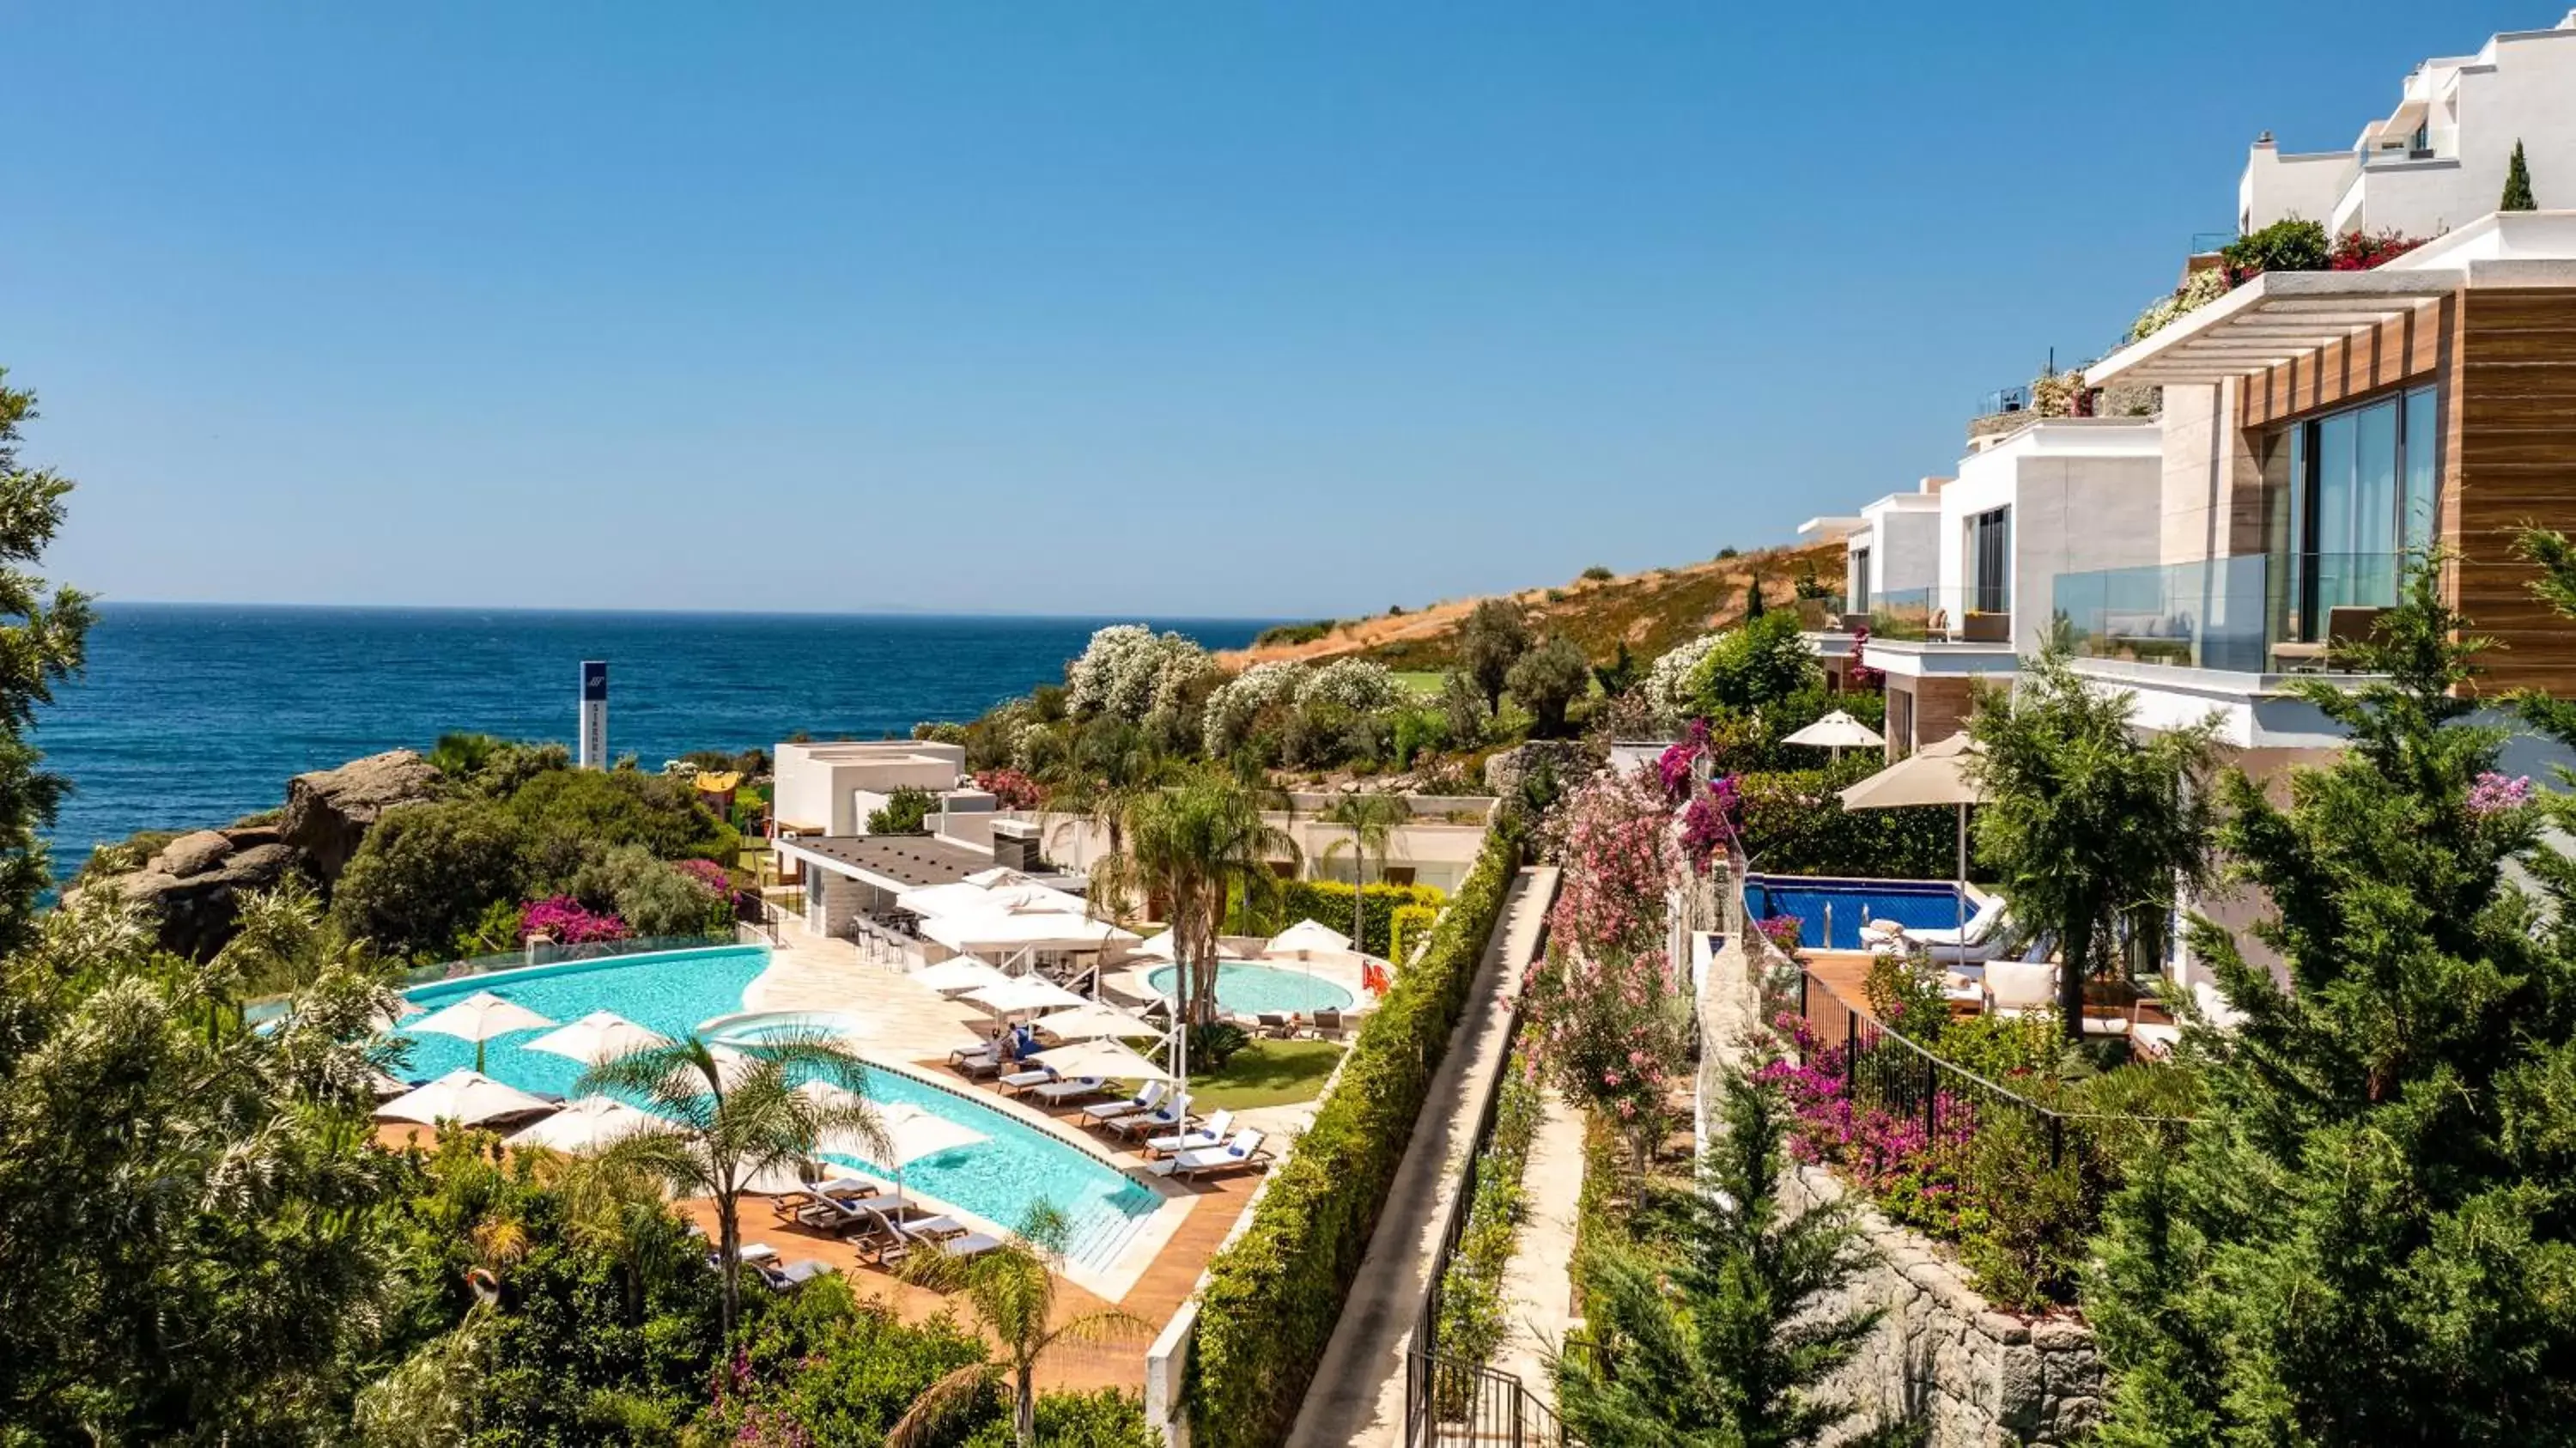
[1217,538,1846,672]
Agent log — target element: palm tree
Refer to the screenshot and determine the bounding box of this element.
[1040,717,1173,864]
[577,1030,889,1340]
[886,1203,1147,1448]
[1093,772,1297,1029]
[1318,789,1408,952]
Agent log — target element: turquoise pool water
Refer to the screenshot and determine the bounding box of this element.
[1147,962,1355,1015]
[394,948,1158,1267]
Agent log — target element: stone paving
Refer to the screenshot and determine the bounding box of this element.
[1487,1086,1586,1396]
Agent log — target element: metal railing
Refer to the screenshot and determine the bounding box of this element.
[1977,385,2031,417]
[398,932,741,989]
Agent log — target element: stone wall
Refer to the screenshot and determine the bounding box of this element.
[1780,1163,2102,1446]
[1707,863,2105,1447]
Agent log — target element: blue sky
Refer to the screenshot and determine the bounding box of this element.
[2,2,2549,618]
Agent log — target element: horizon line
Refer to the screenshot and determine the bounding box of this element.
[88,598,1296,625]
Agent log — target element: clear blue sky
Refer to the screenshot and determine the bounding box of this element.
[2,2,2548,618]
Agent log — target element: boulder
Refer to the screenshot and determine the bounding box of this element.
[149,829,235,878]
[280,750,443,885]
[70,841,302,961]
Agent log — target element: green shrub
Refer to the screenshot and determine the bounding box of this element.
[1735,757,1962,879]
[1956,1112,2089,1312]
[1579,565,1614,582]
[1188,1021,1252,1071]
[966,1390,1159,1448]
[1189,828,1522,1448]
[1253,621,1336,649]
[2221,216,2330,277]
[331,800,527,961]
[568,843,729,938]
[865,785,937,836]
[1686,611,1818,717]
[1389,903,1439,963]
[1262,879,1446,959]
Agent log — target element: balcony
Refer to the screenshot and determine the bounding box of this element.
[2050,553,2400,675]
[1868,587,2012,645]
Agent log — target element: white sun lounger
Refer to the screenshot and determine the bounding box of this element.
[1079,1080,1167,1127]
[1157,1127,1268,1180]
[996,1064,1060,1094]
[1112,1094,1190,1139]
[1145,1108,1233,1159]
[1028,1074,1107,1104]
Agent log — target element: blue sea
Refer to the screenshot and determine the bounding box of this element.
[36,604,1273,876]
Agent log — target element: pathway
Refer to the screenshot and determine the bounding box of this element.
[1488,1086,1586,1396]
[1282,864,1561,1448]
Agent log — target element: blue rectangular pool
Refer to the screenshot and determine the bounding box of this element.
[1743,874,1972,951]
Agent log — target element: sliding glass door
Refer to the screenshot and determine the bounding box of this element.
[1967,508,2011,617]
[2273,383,2438,642]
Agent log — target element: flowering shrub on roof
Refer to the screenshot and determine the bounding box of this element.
[2126,265,2232,344]
[974,767,1043,811]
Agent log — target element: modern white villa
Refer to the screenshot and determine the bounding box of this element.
[2239,9,2576,237]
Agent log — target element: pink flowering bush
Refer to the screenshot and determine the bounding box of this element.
[2468,770,2535,818]
[1757,1013,1981,1238]
[1545,764,1682,961]
[1655,719,1710,801]
[975,767,1045,811]
[519,895,632,945]
[1522,943,1686,1161]
[672,857,732,895]
[1753,914,1804,955]
[1679,772,1744,876]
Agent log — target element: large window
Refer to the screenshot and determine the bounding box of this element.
[2269,383,2439,641]
[1850,546,1872,614]
[1967,507,2011,616]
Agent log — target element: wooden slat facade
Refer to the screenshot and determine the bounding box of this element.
[2225,287,2576,696]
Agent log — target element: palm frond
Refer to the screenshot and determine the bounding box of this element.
[883,1362,998,1448]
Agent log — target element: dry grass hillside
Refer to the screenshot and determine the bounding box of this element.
[1218,538,1847,672]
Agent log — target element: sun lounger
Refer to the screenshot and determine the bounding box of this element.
[1078,1080,1167,1127]
[949,1042,1000,1067]
[872,1207,1002,1260]
[1900,897,2023,965]
[2132,980,2249,1058]
[1111,1094,1190,1139]
[1028,1074,1108,1104]
[996,1065,1059,1094]
[1255,1011,1297,1038]
[755,1258,835,1292]
[1156,1127,1268,1180]
[1305,1007,1346,1039]
[1145,1108,1234,1159]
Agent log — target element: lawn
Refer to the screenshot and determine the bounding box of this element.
[1389,670,1449,699]
[1190,1040,1345,1110]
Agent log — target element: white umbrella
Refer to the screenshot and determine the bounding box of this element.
[900,879,1088,918]
[1269,919,1353,957]
[835,1100,985,1167]
[923,910,1139,955]
[911,956,1015,995]
[1133,930,1254,963]
[1031,1001,1157,1041]
[504,1095,659,1152]
[375,1068,557,1127]
[1838,731,1987,940]
[1780,709,1886,761]
[405,990,556,1072]
[961,975,1091,1016]
[526,1011,669,1067]
[1031,1037,1173,1084]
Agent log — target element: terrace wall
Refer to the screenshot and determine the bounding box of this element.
[1713,874,2105,1447]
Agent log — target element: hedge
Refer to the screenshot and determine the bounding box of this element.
[1188,826,1522,1448]
[1249,879,1447,959]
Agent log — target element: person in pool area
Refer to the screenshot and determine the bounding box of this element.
[1012,1022,1041,1059]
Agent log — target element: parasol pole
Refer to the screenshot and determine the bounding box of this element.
[1955,801,1968,942]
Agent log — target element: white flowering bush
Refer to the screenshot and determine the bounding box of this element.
[1297,657,1404,715]
[1643,634,1722,728]
[1010,720,1062,772]
[1202,660,1309,755]
[1066,624,1212,724]
[2126,267,2231,344]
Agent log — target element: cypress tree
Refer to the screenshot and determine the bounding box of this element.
[2083,557,2576,1444]
[2503,139,2537,211]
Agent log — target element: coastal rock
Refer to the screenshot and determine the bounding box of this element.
[280,750,443,885]
[71,842,301,961]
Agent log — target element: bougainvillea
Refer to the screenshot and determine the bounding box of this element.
[671,857,732,895]
[1845,624,1880,690]
[1655,718,1710,801]
[1756,1013,1981,1234]
[2328,227,2427,271]
[1545,764,1681,961]
[1678,771,1745,877]
[519,895,632,945]
[974,767,1044,811]
[1753,914,1803,955]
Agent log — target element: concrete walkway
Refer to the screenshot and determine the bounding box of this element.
[1284,864,1561,1448]
[1489,1087,1586,1396]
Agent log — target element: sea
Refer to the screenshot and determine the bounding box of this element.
[35,604,1274,877]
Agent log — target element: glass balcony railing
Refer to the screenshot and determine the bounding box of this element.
[1862,587,2012,644]
[2050,553,2401,673]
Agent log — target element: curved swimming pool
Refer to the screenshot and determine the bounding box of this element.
[1147,961,1355,1015]
[393,947,1159,1269]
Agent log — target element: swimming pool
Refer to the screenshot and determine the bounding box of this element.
[394,949,1160,1269]
[1742,874,1974,952]
[1147,962,1355,1015]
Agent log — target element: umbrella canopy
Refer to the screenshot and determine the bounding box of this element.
[376,1069,557,1127]
[370,1000,424,1032]
[911,955,1014,995]
[504,1095,659,1152]
[960,974,1091,1016]
[406,990,555,1044]
[1031,1001,1157,1041]
[526,1011,670,1066]
[1835,732,1984,810]
[897,879,1085,919]
[923,909,1138,954]
[1030,1037,1172,1083]
[1133,930,1254,963]
[1781,709,1886,752]
[848,1101,985,1166]
[1269,919,1354,956]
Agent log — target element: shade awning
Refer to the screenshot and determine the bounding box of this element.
[526,1011,669,1066]
[922,910,1139,953]
[960,975,1091,1015]
[1031,1002,1157,1040]
[910,955,1014,995]
[2085,268,2463,388]
[504,1095,659,1152]
[1838,731,1985,811]
[1030,1037,1173,1083]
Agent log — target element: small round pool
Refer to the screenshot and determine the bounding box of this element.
[1147,962,1355,1015]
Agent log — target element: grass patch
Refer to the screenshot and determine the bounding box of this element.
[1388,670,1449,699]
[1190,1040,1345,1110]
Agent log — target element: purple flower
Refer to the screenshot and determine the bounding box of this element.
[2468,770,2535,818]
